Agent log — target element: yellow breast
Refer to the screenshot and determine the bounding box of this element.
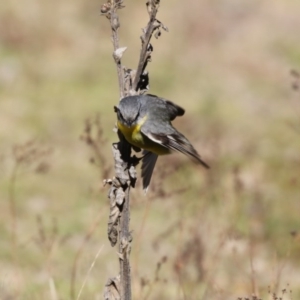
[117,115,170,155]
[117,116,147,149]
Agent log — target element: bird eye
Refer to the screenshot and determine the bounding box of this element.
[114,106,124,120]
[133,112,139,122]
[117,110,125,121]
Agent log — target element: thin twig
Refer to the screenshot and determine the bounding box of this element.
[49,277,59,300]
[132,3,160,92]
[76,245,104,300]
[110,2,125,98]
[70,212,103,300]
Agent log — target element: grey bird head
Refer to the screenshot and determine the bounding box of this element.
[115,96,141,127]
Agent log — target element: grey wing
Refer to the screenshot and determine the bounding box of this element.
[144,94,185,120]
[143,125,209,169]
[141,150,158,193]
[165,100,185,120]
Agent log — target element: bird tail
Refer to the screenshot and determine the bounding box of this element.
[141,151,158,193]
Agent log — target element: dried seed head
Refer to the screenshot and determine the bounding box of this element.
[113,47,127,61]
[100,3,111,14]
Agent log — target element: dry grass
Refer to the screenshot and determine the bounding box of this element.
[1,0,300,299]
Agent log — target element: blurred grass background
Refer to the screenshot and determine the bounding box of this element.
[1,0,300,299]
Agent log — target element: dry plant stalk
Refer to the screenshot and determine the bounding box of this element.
[100,1,167,299]
[9,141,52,265]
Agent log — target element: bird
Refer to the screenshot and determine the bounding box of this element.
[114,94,209,192]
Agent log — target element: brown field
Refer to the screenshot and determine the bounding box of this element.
[1,0,300,299]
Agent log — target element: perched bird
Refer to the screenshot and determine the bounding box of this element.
[114,94,209,192]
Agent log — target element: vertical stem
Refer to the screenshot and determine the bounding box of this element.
[103,2,162,299]
[109,3,132,299]
[110,7,124,98]
[119,186,131,300]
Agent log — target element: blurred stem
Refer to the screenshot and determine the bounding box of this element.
[249,240,257,295]
[9,163,19,263]
[133,195,151,282]
[70,212,103,300]
[110,4,124,98]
